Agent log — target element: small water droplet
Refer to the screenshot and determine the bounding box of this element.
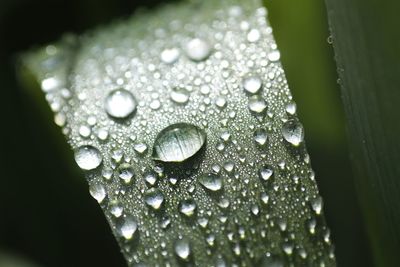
[134,143,148,155]
[150,99,161,110]
[89,183,106,203]
[79,125,91,138]
[243,75,263,94]
[185,38,212,61]
[174,238,191,260]
[282,120,304,146]
[179,199,197,217]
[110,201,123,218]
[144,188,164,210]
[161,47,180,64]
[198,173,223,192]
[253,128,268,146]
[215,97,227,109]
[105,89,137,119]
[152,123,206,163]
[170,87,190,104]
[248,95,267,114]
[117,215,138,240]
[74,145,102,171]
[285,102,297,115]
[144,171,157,186]
[268,50,280,62]
[311,196,323,215]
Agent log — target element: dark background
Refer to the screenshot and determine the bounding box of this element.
[0,0,372,266]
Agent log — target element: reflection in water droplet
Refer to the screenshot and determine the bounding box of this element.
[185,38,212,61]
[243,75,263,94]
[161,48,180,64]
[175,238,191,260]
[117,215,138,240]
[198,173,222,192]
[74,145,102,170]
[170,87,190,104]
[152,123,206,163]
[282,120,304,146]
[105,89,137,119]
[248,95,267,114]
[89,183,106,203]
[144,188,164,210]
[179,199,197,217]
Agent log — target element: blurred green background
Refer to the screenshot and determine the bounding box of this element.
[0,0,372,266]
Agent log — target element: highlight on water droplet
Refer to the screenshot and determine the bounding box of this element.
[152,123,206,163]
[74,145,102,171]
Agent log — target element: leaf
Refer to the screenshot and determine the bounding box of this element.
[20,0,335,265]
[324,0,400,266]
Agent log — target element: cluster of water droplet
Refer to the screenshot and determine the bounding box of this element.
[24,0,335,266]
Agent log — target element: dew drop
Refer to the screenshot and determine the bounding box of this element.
[282,120,304,147]
[161,47,180,64]
[185,38,212,61]
[311,196,323,215]
[89,183,106,203]
[117,215,138,240]
[198,173,223,192]
[144,188,164,210]
[285,102,297,115]
[253,128,268,146]
[118,163,135,184]
[105,89,137,119]
[170,87,190,104]
[79,125,91,138]
[134,143,148,155]
[259,165,274,181]
[179,199,197,217]
[248,95,267,114]
[174,238,191,260]
[268,50,281,62]
[247,29,261,43]
[152,123,206,163]
[74,145,102,171]
[243,75,263,94]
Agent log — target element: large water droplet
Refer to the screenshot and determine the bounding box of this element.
[243,75,263,94]
[170,87,190,104]
[174,238,191,260]
[185,38,212,61]
[198,173,222,192]
[253,128,268,146]
[118,163,135,184]
[105,89,137,119]
[259,165,274,181]
[152,123,206,163]
[117,215,138,240]
[74,145,102,170]
[179,199,197,217]
[144,188,164,210]
[248,95,267,114]
[282,120,304,146]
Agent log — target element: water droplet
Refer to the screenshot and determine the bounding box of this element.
[247,29,261,43]
[311,196,323,215]
[110,201,123,217]
[144,188,164,210]
[97,128,109,141]
[215,97,227,109]
[144,172,157,186]
[260,192,269,204]
[152,123,206,163]
[253,128,268,146]
[179,199,197,217]
[89,183,106,203]
[285,102,297,115]
[134,143,148,155]
[118,163,134,184]
[79,125,91,138]
[170,87,190,104]
[248,95,267,114]
[150,99,161,110]
[223,160,235,173]
[282,120,304,146]
[259,165,273,181]
[243,75,263,94]
[185,38,212,61]
[74,145,102,171]
[161,48,180,64]
[268,50,280,62]
[198,173,223,192]
[117,215,138,240]
[105,89,137,119]
[174,238,191,260]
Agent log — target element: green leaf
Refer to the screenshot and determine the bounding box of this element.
[325,0,400,266]
[20,0,336,265]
